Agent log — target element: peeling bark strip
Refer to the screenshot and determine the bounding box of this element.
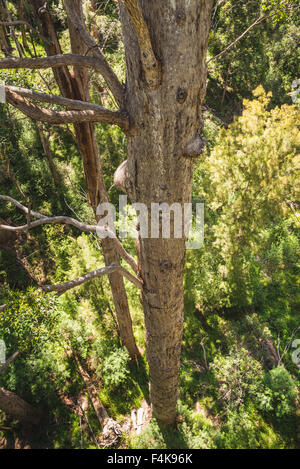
[0,53,116,72]
[119,0,161,89]
[1,0,214,424]
[0,194,139,273]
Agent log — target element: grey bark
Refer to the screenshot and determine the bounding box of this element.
[66,0,140,361]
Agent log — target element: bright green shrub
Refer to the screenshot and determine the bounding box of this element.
[212,348,264,410]
[256,366,297,418]
[100,348,130,390]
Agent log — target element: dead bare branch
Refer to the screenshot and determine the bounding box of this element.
[0,20,48,43]
[41,263,142,295]
[200,338,209,371]
[6,85,127,117]
[0,350,21,374]
[0,214,98,233]
[0,194,139,273]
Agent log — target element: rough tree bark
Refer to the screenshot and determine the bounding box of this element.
[118,0,214,424]
[0,387,43,426]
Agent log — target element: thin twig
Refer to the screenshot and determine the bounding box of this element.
[207,14,272,64]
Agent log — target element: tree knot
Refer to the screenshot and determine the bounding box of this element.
[176,88,188,104]
[183,134,206,158]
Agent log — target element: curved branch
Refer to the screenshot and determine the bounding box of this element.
[0,195,46,219]
[63,0,125,107]
[5,89,129,129]
[0,53,116,74]
[6,85,126,115]
[0,195,138,274]
[41,263,142,295]
[119,0,161,89]
[0,215,96,233]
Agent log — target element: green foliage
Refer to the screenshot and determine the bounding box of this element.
[100,348,130,389]
[261,0,299,21]
[0,287,58,353]
[212,348,264,410]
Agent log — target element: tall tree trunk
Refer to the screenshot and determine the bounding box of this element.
[31,0,139,360]
[119,0,213,424]
[0,387,43,426]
